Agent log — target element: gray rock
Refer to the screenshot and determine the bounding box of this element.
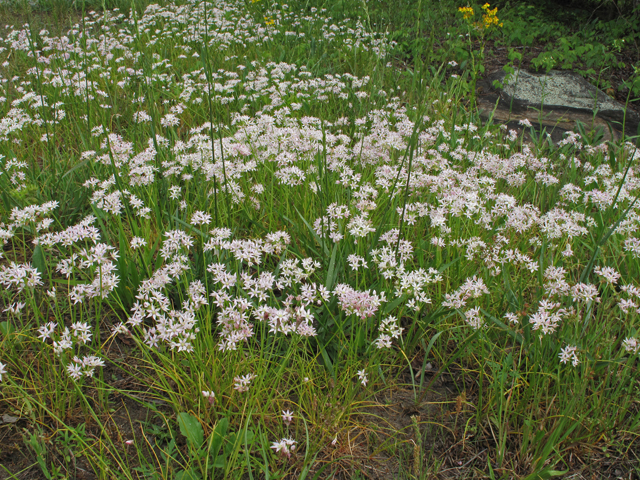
[502,70,622,113]
[476,69,640,144]
[1,413,19,424]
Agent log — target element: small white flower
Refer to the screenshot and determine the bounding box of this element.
[571,283,599,303]
[191,211,212,226]
[559,345,580,367]
[202,390,215,405]
[66,363,83,380]
[234,373,256,392]
[406,299,420,312]
[504,312,519,325]
[357,369,368,387]
[4,302,25,314]
[160,113,180,127]
[111,323,129,335]
[282,410,293,425]
[130,236,147,249]
[37,322,56,341]
[623,337,639,354]
[463,306,484,330]
[593,266,620,285]
[271,438,296,458]
[431,237,446,248]
[347,254,367,271]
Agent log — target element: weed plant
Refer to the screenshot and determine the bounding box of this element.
[0,0,639,478]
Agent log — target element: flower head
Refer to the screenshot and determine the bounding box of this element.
[458,6,474,21]
[481,3,503,29]
[202,391,215,405]
[357,369,368,387]
[234,373,256,392]
[594,266,620,285]
[623,337,639,354]
[559,345,580,367]
[271,438,296,458]
[459,4,502,30]
[282,410,294,425]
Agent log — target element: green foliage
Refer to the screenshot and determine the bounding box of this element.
[494,0,640,91]
[530,36,626,74]
[177,412,205,450]
[500,2,566,46]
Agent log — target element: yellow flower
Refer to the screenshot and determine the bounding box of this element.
[481,3,502,30]
[458,6,475,22]
[460,3,501,31]
[264,16,275,26]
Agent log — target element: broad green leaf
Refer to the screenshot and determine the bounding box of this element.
[178,412,204,450]
[208,417,229,469]
[174,469,201,480]
[437,256,461,273]
[384,294,407,314]
[0,322,16,337]
[325,243,339,291]
[32,245,46,275]
[223,431,237,457]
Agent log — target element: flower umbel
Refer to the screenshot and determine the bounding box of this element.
[202,391,215,405]
[282,410,294,425]
[234,373,257,392]
[357,369,368,387]
[271,438,296,458]
[559,345,580,367]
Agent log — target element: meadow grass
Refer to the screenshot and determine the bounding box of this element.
[0,0,639,478]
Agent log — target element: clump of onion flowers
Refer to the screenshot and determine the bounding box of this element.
[271,438,296,458]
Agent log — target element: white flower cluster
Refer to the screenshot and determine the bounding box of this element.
[0,262,43,292]
[559,345,580,367]
[233,373,256,392]
[3,0,640,414]
[37,321,105,379]
[66,355,106,380]
[623,337,639,354]
[530,300,570,335]
[271,438,296,458]
[442,276,490,310]
[375,316,404,349]
[334,284,385,320]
